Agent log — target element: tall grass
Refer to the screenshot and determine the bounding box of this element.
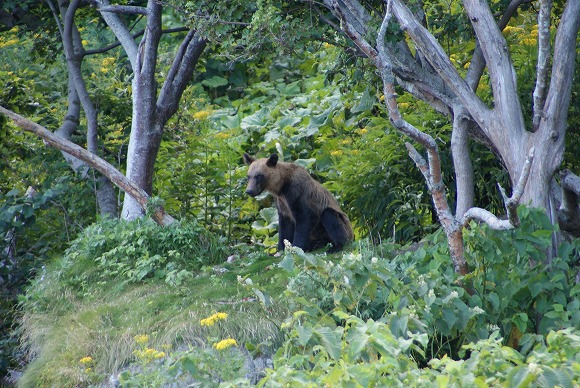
[17,219,288,386]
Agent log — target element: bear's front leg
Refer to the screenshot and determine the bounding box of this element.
[292,209,317,251]
[277,211,295,251]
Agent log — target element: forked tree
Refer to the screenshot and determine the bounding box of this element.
[1,0,207,224]
[310,0,579,273]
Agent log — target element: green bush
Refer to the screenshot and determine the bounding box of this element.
[272,206,579,378]
[262,312,580,387]
[26,218,226,302]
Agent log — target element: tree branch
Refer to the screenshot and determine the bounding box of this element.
[96,4,148,15]
[538,0,580,140]
[377,2,466,275]
[462,147,534,229]
[84,27,189,56]
[465,0,525,91]
[390,0,491,131]
[531,0,552,131]
[63,0,98,155]
[91,0,139,70]
[157,29,207,125]
[0,106,175,226]
[451,106,474,218]
[463,0,525,133]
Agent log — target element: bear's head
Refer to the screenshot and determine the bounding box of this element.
[243,153,280,197]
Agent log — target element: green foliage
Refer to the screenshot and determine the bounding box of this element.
[0,178,94,377]
[464,207,580,344]
[276,207,579,360]
[18,232,287,387]
[15,206,579,386]
[256,209,579,386]
[21,218,226,308]
[263,312,580,387]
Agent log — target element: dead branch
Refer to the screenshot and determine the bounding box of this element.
[95,4,148,15]
[461,147,535,229]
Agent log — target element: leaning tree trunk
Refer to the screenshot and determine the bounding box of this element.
[0,106,175,226]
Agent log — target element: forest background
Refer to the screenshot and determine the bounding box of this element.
[0,0,579,386]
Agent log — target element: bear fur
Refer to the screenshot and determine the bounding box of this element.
[243,153,353,253]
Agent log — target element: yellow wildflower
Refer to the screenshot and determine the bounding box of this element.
[0,38,18,48]
[85,368,93,373]
[330,150,343,157]
[216,132,231,139]
[522,38,537,46]
[379,95,385,102]
[193,110,211,121]
[133,347,166,363]
[213,338,237,350]
[100,67,108,73]
[355,127,368,135]
[82,40,89,46]
[134,334,149,345]
[503,26,523,35]
[200,312,228,326]
[101,57,116,67]
[79,356,93,365]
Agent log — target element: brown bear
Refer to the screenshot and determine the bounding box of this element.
[243,153,353,253]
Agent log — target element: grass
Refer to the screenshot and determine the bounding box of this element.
[17,245,290,387]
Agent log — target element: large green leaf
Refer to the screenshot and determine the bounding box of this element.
[314,326,342,360]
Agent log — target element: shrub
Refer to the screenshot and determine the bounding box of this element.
[276,206,579,364]
[25,218,226,304]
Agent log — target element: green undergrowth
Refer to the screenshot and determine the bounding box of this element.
[17,219,289,387]
[16,208,580,387]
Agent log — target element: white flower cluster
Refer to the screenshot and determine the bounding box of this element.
[343,252,362,264]
[472,306,485,315]
[527,362,541,375]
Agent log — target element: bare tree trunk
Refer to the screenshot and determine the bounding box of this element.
[92,0,207,220]
[47,0,118,217]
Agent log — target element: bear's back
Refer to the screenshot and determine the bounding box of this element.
[276,162,341,211]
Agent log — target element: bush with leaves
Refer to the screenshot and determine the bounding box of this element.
[22,218,226,313]
[274,206,579,370]
[261,311,580,387]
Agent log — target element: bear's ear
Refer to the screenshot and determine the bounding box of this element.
[243,153,255,165]
[266,154,278,167]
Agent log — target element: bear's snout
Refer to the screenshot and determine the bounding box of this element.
[245,188,257,197]
[245,186,261,197]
